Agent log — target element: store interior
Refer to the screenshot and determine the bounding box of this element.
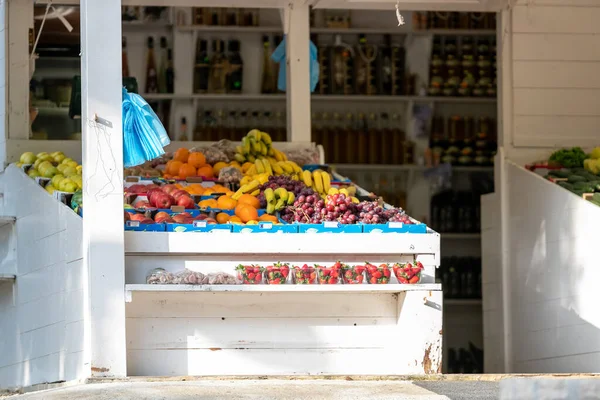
[25,5,500,374]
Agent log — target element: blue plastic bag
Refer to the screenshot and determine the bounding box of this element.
[122,88,170,167]
[271,35,319,92]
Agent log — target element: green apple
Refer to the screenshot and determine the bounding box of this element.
[27,168,40,178]
[41,166,58,178]
[20,152,36,164]
[62,166,77,176]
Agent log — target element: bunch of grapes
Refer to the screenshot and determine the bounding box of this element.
[257,175,316,208]
[385,208,414,224]
[280,193,325,224]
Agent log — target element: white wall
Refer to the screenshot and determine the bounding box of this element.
[502,0,600,164]
[0,165,86,390]
[487,161,600,373]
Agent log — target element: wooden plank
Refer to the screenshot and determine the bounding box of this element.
[80,0,126,378]
[513,61,600,89]
[124,231,440,256]
[512,5,600,34]
[513,115,600,147]
[515,0,600,7]
[126,317,398,350]
[513,34,600,61]
[514,88,600,116]
[126,292,398,318]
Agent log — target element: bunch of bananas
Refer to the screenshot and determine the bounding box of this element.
[301,169,333,196]
[234,130,288,164]
[243,158,303,179]
[231,179,261,200]
[265,187,295,214]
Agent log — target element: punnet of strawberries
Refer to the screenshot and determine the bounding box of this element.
[264,262,290,284]
[293,264,317,284]
[365,263,391,284]
[316,262,342,284]
[342,264,365,284]
[392,261,424,284]
[236,264,263,284]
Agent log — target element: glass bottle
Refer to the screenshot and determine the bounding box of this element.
[144,37,158,94]
[226,40,243,94]
[474,38,492,97]
[331,113,344,164]
[193,39,210,94]
[390,113,403,164]
[209,40,227,94]
[274,111,286,142]
[311,112,322,148]
[343,113,355,164]
[377,34,393,95]
[367,113,379,164]
[429,37,444,96]
[166,49,174,94]
[214,109,226,140]
[260,36,275,94]
[458,37,475,97]
[443,38,460,97]
[272,35,283,92]
[379,112,392,164]
[329,36,353,95]
[158,37,168,93]
[122,36,130,77]
[354,34,378,95]
[356,112,368,163]
[459,117,474,166]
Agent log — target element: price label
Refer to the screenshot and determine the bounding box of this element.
[259,222,273,230]
[389,222,404,228]
[324,221,339,228]
[126,221,140,227]
[193,221,207,228]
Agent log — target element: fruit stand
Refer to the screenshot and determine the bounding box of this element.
[0,0,514,390]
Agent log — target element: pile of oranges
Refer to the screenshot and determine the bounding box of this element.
[163,148,243,180]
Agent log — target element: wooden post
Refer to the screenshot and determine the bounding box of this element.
[80,0,126,377]
[284,0,311,143]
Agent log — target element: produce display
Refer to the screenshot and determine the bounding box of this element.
[18,151,83,194]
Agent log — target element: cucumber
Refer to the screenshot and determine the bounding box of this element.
[557,181,573,190]
[593,193,600,203]
[573,182,594,192]
[548,169,570,178]
[568,174,587,183]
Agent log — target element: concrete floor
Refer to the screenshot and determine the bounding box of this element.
[1,380,475,400]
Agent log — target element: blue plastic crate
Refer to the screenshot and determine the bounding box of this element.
[361,222,428,234]
[232,221,298,233]
[297,221,363,233]
[166,220,233,233]
[124,221,166,232]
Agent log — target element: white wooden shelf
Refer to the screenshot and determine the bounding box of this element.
[0,274,16,282]
[35,107,70,115]
[140,93,496,104]
[332,164,494,173]
[178,25,496,37]
[124,231,439,256]
[122,21,173,31]
[444,298,482,306]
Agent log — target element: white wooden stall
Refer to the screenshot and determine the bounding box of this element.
[0,0,512,391]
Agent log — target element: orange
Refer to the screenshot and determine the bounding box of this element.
[202,188,215,196]
[188,152,206,168]
[162,173,172,179]
[198,199,218,209]
[235,204,259,223]
[211,184,228,193]
[174,183,184,189]
[229,216,243,224]
[168,160,183,176]
[238,194,260,209]
[259,214,279,223]
[216,212,230,224]
[185,183,205,195]
[174,148,190,163]
[217,195,237,210]
[179,163,197,179]
[224,190,235,197]
[213,162,228,176]
[241,162,254,173]
[197,165,214,179]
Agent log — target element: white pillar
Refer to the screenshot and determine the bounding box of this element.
[80,0,126,377]
[284,0,311,143]
[0,0,7,170]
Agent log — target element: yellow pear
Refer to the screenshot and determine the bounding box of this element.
[62,166,77,176]
[45,184,56,194]
[20,152,36,164]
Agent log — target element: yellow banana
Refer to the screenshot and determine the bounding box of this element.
[262,158,273,175]
[271,162,283,175]
[351,196,359,204]
[241,137,251,154]
[254,159,265,174]
[261,132,272,145]
[302,170,313,188]
[328,187,339,195]
[273,148,284,162]
[339,188,349,196]
[264,188,275,203]
[235,145,244,154]
[274,198,286,211]
[279,161,293,174]
[287,192,295,205]
[274,188,288,202]
[266,201,276,215]
[312,170,324,193]
[288,161,302,174]
[240,176,252,186]
[248,129,261,141]
[347,186,357,196]
[240,180,260,193]
[267,147,275,157]
[247,154,256,163]
[257,174,269,185]
[322,172,331,194]
[252,140,262,155]
[232,189,244,200]
[246,165,257,176]
[250,189,261,196]
[234,153,246,163]
[260,142,268,156]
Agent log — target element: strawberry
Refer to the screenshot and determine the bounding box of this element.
[399,277,408,284]
[254,274,261,283]
[329,277,337,284]
[409,275,420,284]
[310,272,316,280]
[247,272,255,280]
[370,277,377,284]
[373,271,382,279]
[253,266,261,274]
[272,278,281,284]
[357,275,363,283]
[383,268,391,278]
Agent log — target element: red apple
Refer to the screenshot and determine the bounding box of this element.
[154,211,171,223]
[193,214,208,221]
[135,200,150,209]
[172,214,187,223]
[129,213,146,221]
[205,218,217,224]
[141,218,155,224]
[179,212,192,218]
[124,211,131,221]
[171,190,189,200]
[177,196,196,209]
[162,184,177,194]
[183,217,194,224]
[154,194,174,209]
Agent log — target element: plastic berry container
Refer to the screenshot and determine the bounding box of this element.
[264,262,290,285]
[235,264,263,284]
[341,265,365,284]
[316,263,342,285]
[392,261,424,284]
[293,264,317,284]
[365,263,391,284]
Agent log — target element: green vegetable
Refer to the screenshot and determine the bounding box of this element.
[593,193,600,203]
[568,175,586,183]
[549,147,587,169]
[557,181,573,190]
[573,182,593,192]
[548,169,570,178]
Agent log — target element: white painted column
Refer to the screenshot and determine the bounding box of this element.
[0,0,7,170]
[6,0,32,141]
[80,0,126,377]
[284,0,311,143]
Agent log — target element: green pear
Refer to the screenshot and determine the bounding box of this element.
[53,154,66,163]
[61,157,73,165]
[27,168,40,178]
[45,184,56,194]
[62,166,77,176]
[36,152,49,158]
[37,161,53,173]
[50,151,64,157]
[57,164,67,173]
[41,166,58,178]
[590,147,600,160]
[20,152,36,164]
[71,175,83,189]
[65,160,78,168]
[51,174,65,187]
[59,178,77,193]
